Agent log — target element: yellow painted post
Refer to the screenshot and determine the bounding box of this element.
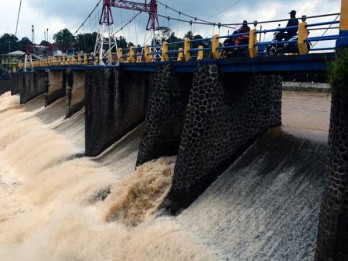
[177,48,184,61]
[184,38,191,61]
[71,55,76,65]
[197,45,204,60]
[248,29,258,58]
[136,52,142,63]
[298,21,309,55]
[107,51,112,64]
[78,53,82,64]
[211,34,220,59]
[340,0,348,31]
[127,46,135,63]
[90,52,95,65]
[161,41,169,61]
[144,45,152,62]
[118,48,124,63]
[84,53,88,65]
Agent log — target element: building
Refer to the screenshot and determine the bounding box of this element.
[0,50,26,72]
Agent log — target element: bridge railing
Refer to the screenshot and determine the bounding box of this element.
[16,12,343,70]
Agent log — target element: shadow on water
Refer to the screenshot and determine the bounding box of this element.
[179,126,327,261]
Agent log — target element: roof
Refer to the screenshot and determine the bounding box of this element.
[2,50,26,56]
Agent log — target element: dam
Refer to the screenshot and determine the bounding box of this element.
[0,0,347,259]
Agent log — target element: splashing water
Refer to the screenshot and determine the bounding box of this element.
[0,92,216,261]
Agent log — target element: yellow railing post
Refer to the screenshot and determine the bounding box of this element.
[177,48,184,61]
[298,17,309,55]
[211,34,220,59]
[107,51,112,64]
[136,52,142,63]
[197,45,203,60]
[161,41,169,61]
[340,0,348,31]
[336,0,348,48]
[248,29,258,58]
[184,38,191,61]
[127,46,135,63]
[144,45,152,62]
[90,52,95,65]
[84,53,88,65]
[118,48,124,63]
[78,53,82,64]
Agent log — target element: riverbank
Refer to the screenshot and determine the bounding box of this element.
[282,81,330,92]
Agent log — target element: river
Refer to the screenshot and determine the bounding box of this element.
[0,90,331,260]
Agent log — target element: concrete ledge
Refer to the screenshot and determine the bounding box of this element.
[20,71,45,104]
[66,70,85,118]
[85,68,149,156]
[46,70,66,106]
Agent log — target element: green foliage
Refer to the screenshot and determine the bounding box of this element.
[328,48,348,89]
[0,34,19,54]
[76,32,97,52]
[53,28,76,51]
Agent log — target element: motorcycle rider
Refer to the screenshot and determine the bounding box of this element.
[234,20,250,45]
[277,10,299,41]
[237,20,250,34]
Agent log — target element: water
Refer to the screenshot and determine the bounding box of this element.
[0,90,330,260]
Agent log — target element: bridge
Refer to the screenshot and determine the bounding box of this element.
[8,0,348,260]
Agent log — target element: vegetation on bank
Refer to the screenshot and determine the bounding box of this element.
[0,27,208,55]
[328,48,348,89]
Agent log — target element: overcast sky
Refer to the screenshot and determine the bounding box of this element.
[0,0,342,49]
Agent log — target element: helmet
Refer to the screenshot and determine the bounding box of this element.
[289,10,296,15]
[243,20,248,25]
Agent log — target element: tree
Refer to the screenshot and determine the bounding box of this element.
[39,40,50,46]
[158,26,172,40]
[0,34,19,54]
[18,37,32,52]
[117,36,128,49]
[76,32,97,52]
[53,28,76,51]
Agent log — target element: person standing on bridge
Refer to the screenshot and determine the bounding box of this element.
[277,10,299,41]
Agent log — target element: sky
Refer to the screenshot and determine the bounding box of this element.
[0,0,342,50]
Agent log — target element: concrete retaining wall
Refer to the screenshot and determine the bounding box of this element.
[46,70,66,106]
[85,68,149,156]
[136,64,192,166]
[20,71,46,104]
[167,64,282,209]
[315,87,348,260]
[10,72,21,95]
[66,70,85,118]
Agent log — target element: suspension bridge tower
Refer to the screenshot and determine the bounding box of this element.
[94,0,118,65]
[94,0,161,64]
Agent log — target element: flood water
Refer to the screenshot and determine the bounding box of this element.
[0,90,331,260]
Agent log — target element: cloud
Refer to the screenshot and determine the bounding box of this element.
[0,0,341,50]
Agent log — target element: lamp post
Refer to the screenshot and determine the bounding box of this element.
[7,41,11,72]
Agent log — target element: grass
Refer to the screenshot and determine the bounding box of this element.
[328,48,348,90]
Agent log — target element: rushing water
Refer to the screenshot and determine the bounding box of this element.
[0,90,330,260]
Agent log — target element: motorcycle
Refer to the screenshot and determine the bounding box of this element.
[265,30,311,56]
[221,28,249,58]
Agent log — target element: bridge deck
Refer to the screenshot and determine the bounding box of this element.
[33,52,335,73]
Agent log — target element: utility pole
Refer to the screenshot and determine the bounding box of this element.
[47,28,49,42]
[31,25,35,44]
[7,41,11,72]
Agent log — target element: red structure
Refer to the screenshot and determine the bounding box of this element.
[95,0,160,64]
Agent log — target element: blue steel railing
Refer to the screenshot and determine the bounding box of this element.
[17,13,343,69]
[112,14,341,63]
